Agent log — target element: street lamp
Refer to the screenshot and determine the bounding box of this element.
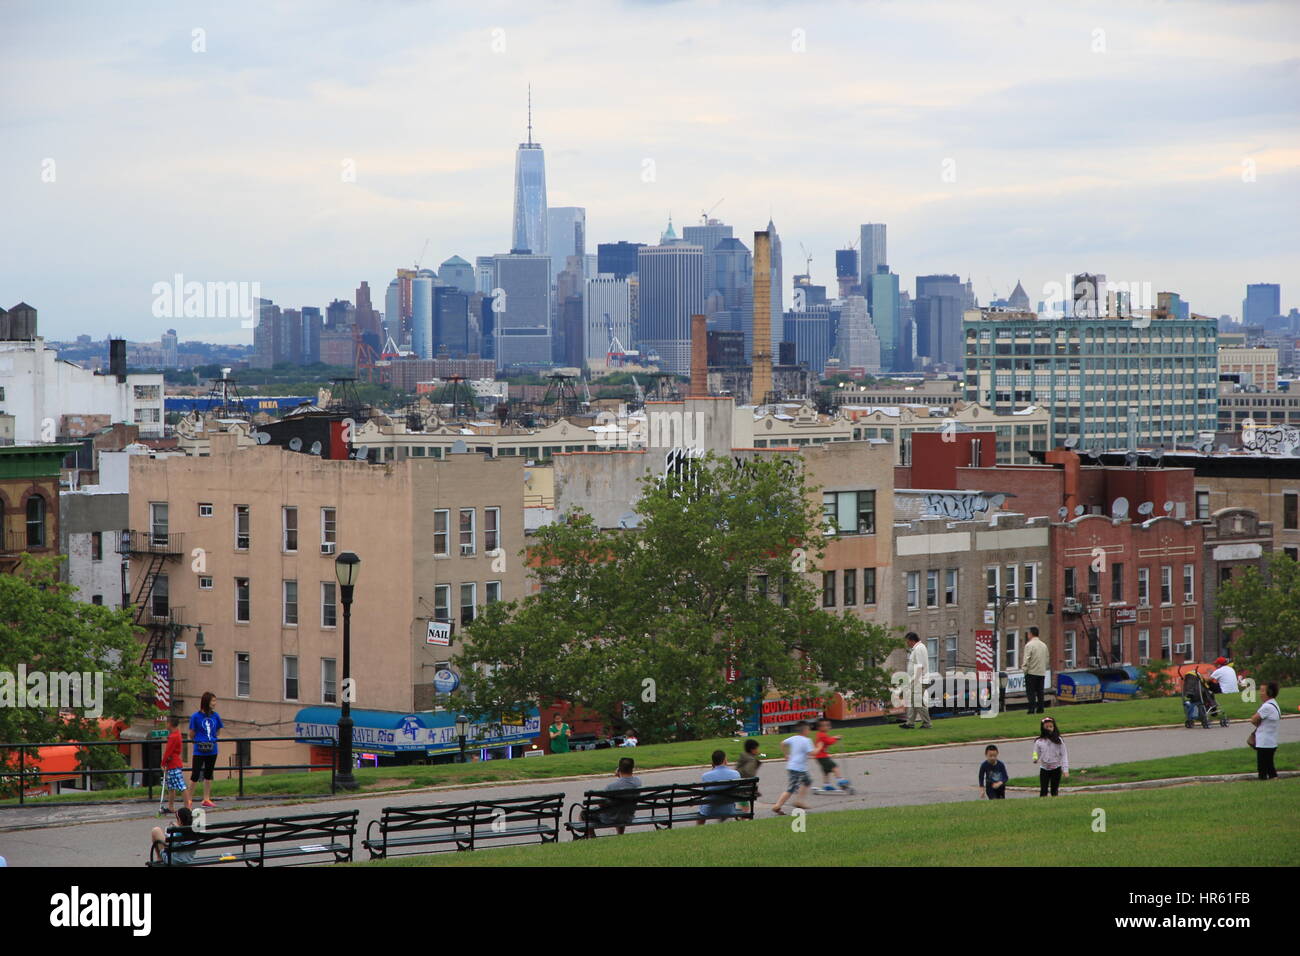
[455,714,470,764]
[990,594,1054,708]
[335,551,361,791]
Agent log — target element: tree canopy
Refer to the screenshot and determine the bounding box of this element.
[454,453,899,742]
[1216,551,1300,683]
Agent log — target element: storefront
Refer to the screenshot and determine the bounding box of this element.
[293,707,542,768]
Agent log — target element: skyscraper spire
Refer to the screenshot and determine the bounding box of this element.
[526,84,533,145]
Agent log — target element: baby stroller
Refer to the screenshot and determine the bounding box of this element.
[1182,670,1229,729]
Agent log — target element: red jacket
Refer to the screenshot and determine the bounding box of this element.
[163,729,183,769]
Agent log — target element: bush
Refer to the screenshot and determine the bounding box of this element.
[1136,659,1177,698]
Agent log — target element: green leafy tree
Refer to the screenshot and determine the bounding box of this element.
[0,557,152,795]
[1216,552,1300,683]
[1135,658,1176,698]
[454,453,899,742]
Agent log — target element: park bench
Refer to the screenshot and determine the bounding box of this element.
[565,778,759,838]
[147,809,358,867]
[363,793,564,859]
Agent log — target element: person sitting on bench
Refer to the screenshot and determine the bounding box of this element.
[151,807,199,865]
[696,749,741,824]
[579,757,642,834]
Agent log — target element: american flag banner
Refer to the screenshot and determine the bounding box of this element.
[975,631,995,674]
[151,660,170,710]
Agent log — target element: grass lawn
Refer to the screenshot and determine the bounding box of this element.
[1008,741,1300,788]
[363,778,1300,867]
[6,686,1295,806]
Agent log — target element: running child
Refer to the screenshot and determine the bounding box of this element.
[811,718,855,794]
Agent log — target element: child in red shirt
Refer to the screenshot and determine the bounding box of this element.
[161,715,190,814]
[811,719,855,793]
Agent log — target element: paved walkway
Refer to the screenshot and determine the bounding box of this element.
[1,718,1294,867]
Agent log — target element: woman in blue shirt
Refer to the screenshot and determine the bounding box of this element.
[189,691,223,808]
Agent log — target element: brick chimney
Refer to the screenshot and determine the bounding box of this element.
[689,314,708,397]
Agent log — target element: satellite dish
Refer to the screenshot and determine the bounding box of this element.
[353,445,369,461]
[1064,436,1079,449]
[1112,497,1129,519]
[1163,501,1174,514]
[309,441,322,456]
[1124,451,1138,466]
[288,437,302,452]
[254,431,271,445]
[1074,505,1085,517]
[1057,507,1069,520]
[450,440,468,454]
[1150,446,1165,461]
[1138,501,1154,516]
[1217,444,1230,456]
[1087,446,1103,460]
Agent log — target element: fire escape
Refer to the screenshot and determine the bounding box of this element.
[118,529,185,664]
[1061,593,1116,668]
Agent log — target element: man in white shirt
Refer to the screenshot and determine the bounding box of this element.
[770,721,814,814]
[1209,657,1239,694]
[901,632,932,729]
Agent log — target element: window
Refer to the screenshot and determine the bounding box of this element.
[1004,631,1019,670]
[1137,567,1150,606]
[433,510,449,557]
[235,505,250,550]
[1183,564,1194,602]
[823,571,837,608]
[459,509,476,555]
[1064,566,1076,600]
[320,508,337,553]
[236,652,251,698]
[944,569,958,605]
[283,656,299,701]
[1195,490,1210,520]
[1286,547,1299,562]
[1161,626,1173,658]
[199,503,214,518]
[91,594,104,606]
[1179,625,1194,657]
[926,637,938,673]
[151,574,169,618]
[1111,562,1124,603]
[282,507,298,552]
[321,582,337,628]
[906,571,919,609]
[460,583,477,625]
[1064,631,1077,669]
[944,635,958,670]
[986,567,999,604]
[485,581,502,604]
[321,659,337,703]
[199,648,213,665]
[1087,565,1099,600]
[1021,564,1035,600]
[1003,564,1018,602]
[235,578,250,622]
[1160,566,1173,605]
[283,580,298,626]
[484,507,501,553]
[1285,492,1298,531]
[199,576,213,590]
[149,501,168,547]
[822,490,876,535]
[863,568,877,605]
[91,531,102,561]
[434,584,451,623]
[843,568,856,606]
[1138,628,1150,663]
[926,569,939,607]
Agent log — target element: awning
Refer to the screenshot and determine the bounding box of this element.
[293,707,541,755]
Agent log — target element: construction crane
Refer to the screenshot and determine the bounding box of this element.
[799,241,813,277]
[414,239,430,271]
[698,198,724,224]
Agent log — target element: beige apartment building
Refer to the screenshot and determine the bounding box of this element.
[127,430,532,768]
[1217,346,1278,390]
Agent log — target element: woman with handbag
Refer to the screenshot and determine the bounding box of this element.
[1248,681,1282,780]
[189,691,224,808]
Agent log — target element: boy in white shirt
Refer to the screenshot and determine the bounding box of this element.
[770,721,814,815]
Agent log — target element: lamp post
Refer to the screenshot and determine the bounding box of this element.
[991,594,1054,709]
[455,714,470,764]
[335,552,361,791]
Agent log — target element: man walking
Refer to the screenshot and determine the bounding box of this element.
[900,633,932,729]
[1023,626,1049,715]
[771,721,814,815]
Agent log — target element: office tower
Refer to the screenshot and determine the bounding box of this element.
[1071,272,1107,318]
[560,296,584,368]
[512,92,547,255]
[493,252,552,368]
[793,274,828,309]
[299,307,322,364]
[1007,279,1031,312]
[859,224,886,284]
[636,232,704,375]
[707,329,746,367]
[582,276,628,366]
[963,308,1219,451]
[433,285,471,357]
[548,207,586,283]
[914,274,969,370]
[438,256,476,295]
[411,275,434,359]
[752,230,773,402]
[898,292,915,372]
[384,280,400,341]
[1158,291,1189,322]
[767,219,783,350]
[161,329,178,367]
[596,241,645,280]
[836,248,859,298]
[1243,284,1281,326]
[396,268,415,339]
[683,218,734,298]
[783,306,835,373]
[868,266,901,370]
[705,237,753,340]
[833,295,881,373]
[554,255,585,364]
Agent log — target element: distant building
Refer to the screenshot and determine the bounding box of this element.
[585,276,635,367]
[636,235,704,375]
[859,224,886,284]
[1243,283,1281,327]
[547,207,585,284]
[596,241,645,280]
[512,99,548,256]
[493,252,552,368]
[438,256,476,296]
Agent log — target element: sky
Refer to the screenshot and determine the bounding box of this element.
[1,0,1298,343]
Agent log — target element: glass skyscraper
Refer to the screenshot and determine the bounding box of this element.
[512,101,548,256]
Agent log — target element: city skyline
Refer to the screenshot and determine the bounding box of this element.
[2,0,1298,341]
